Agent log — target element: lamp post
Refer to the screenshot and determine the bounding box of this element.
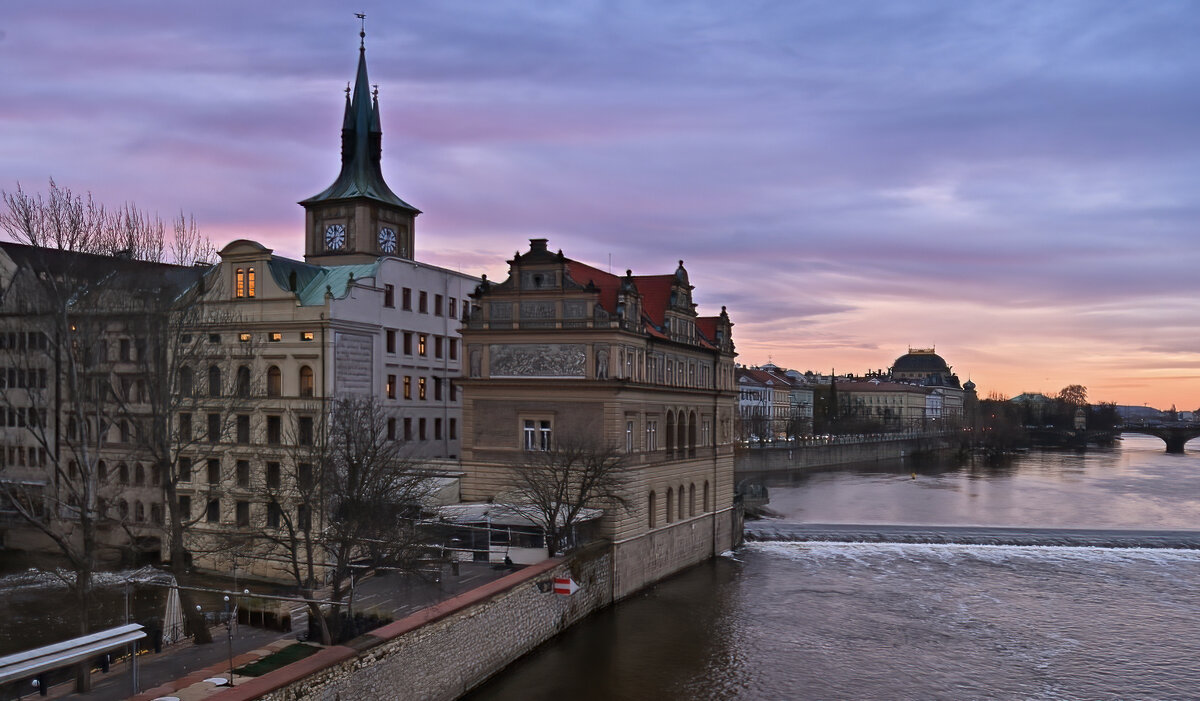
[223,595,234,687]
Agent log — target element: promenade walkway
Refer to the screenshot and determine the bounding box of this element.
[33,562,515,701]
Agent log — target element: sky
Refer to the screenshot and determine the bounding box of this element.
[2,2,1200,409]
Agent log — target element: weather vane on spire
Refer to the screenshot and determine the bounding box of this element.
[356,12,366,47]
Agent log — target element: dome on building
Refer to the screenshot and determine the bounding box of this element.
[963,379,976,392]
[891,348,950,375]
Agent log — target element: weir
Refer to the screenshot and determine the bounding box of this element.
[745,522,1200,549]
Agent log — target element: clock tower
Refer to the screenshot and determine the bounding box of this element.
[301,28,419,264]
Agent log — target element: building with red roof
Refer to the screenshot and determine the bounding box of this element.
[458,238,738,597]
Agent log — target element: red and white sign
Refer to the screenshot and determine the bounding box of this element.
[553,577,579,595]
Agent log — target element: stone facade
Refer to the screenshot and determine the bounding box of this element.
[458,238,739,597]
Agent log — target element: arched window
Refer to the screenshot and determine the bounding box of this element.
[151,504,163,525]
[648,491,656,528]
[236,366,251,397]
[267,366,282,397]
[134,463,145,486]
[235,267,245,298]
[117,499,129,519]
[247,267,256,297]
[178,366,193,396]
[151,464,161,485]
[688,411,698,457]
[678,485,685,520]
[299,366,314,398]
[118,463,129,485]
[665,412,676,456]
[208,365,221,396]
[703,481,710,512]
[134,501,145,523]
[689,483,696,517]
[666,487,674,523]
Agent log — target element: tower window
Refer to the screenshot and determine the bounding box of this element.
[234,267,256,298]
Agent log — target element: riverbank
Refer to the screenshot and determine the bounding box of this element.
[734,432,955,474]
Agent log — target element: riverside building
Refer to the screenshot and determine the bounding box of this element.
[457,239,740,597]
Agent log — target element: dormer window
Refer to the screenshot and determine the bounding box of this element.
[234,267,256,298]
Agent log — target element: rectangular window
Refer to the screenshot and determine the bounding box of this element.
[418,377,427,400]
[449,418,457,440]
[524,419,552,451]
[301,331,314,341]
[236,459,250,487]
[403,375,412,399]
[298,416,314,446]
[206,499,220,523]
[207,413,220,443]
[434,377,442,401]
[434,336,443,359]
[266,415,281,445]
[179,413,192,442]
[235,268,245,298]
[449,338,458,361]
[450,382,457,401]
[267,502,282,529]
[386,329,396,354]
[401,287,411,310]
[120,338,131,361]
[236,414,250,444]
[179,496,191,520]
[236,501,250,527]
[626,420,634,453]
[647,420,658,451]
[387,417,396,440]
[179,457,192,482]
[238,332,251,343]
[404,417,412,441]
[403,332,412,355]
[387,374,396,399]
[419,417,427,440]
[266,462,280,489]
[297,504,311,530]
[434,294,443,316]
[419,291,428,314]
[207,458,220,485]
[449,297,457,318]
[434,417,442,440]
[418,334,427,356]
[384,284,395,308]
[269,332,282,342]
[298,463,313,490]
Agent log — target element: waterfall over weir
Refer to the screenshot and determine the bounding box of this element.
[745,522,1200,549]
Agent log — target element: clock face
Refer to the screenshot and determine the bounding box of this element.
[324,224,346,250]
[378,227,397,254]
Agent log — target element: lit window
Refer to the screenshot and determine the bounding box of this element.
[418,377,426,400]
[387,374,396,399]
[403,376,412,399]
[235,268,245,298]
[418,334,427,356]
[301,331,314,341]
[238,333,251,343]
[247,267,255,297]
[269,332,282,342]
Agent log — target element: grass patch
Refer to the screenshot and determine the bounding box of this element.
[234,643,320,677]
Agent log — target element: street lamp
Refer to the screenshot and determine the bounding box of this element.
[224,595,235,687]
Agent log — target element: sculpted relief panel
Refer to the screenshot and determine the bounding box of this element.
[490,343,586,378]
[334,332,373,394]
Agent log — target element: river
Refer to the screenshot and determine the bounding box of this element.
[465,434,1200,700]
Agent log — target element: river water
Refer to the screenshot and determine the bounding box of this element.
[466,434,1200,700]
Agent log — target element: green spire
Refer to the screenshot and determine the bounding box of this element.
[301,27,418,212]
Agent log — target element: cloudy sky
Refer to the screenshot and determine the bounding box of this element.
[3,2,1199,408]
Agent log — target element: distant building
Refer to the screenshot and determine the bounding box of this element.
[735,365,814,439]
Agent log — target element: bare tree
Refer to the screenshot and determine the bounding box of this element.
[251,396,434,644]
[0,179,220,660]
[508,438,630,557]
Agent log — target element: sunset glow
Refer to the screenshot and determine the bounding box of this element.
[3,2,1199,408]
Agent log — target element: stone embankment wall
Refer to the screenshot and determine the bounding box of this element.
[735,434,955,474]
[612,507,739,599]
[213,543,613,701]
